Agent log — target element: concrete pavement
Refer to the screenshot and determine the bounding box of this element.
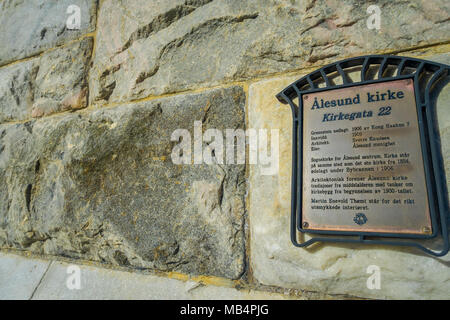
[0,252,296,300]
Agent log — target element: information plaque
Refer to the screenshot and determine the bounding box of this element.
[277,55,450,256]
[302,79,431,234]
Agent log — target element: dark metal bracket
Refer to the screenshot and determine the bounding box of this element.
[276,55,450,257]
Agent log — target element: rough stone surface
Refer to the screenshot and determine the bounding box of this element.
[0,38,93,123]
[0,0,97,66]
[90,0,450,105]
[248,53,450,300]
[0,86,246,279]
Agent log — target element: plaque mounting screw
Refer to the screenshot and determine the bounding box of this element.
[302,222,309,228]
[422,227,431,234]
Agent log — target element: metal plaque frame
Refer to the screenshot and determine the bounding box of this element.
[276,55,450,256]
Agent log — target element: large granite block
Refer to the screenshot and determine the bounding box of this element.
[0,86,246,279]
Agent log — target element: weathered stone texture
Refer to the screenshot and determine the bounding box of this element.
[0,0,97,66]
[0,38,93,123]
[90,0,450,105]
[248,53,450,299]
[0,86,246,279]
[434,54,450,193]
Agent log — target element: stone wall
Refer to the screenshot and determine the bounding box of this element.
[0,0,449,299]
